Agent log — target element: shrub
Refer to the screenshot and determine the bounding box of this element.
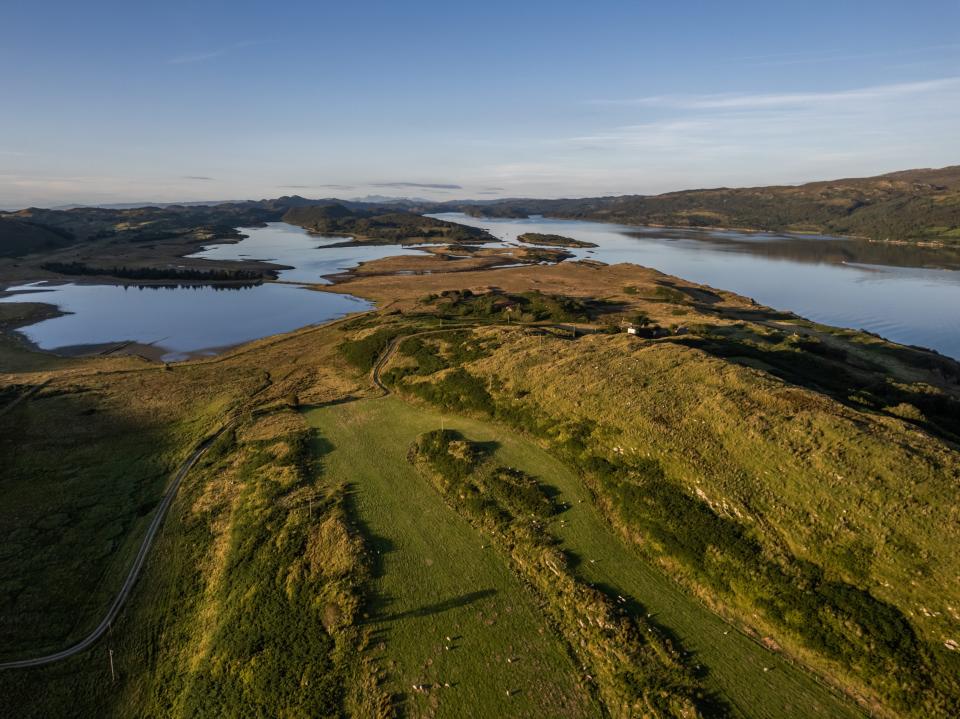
[338,327,406,372]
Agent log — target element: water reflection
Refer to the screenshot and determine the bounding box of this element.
[624,226,960,270]
[188,221,429,284]
[432,213,960,360]
[0,222,441,360]
[1,282,369,362]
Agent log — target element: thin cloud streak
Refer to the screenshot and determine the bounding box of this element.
[279,184,355,190]
[167,39,266,65]
[168,49,225,65]
[371,181,463,189]
[558,74,960,191]
[591,77,960,110]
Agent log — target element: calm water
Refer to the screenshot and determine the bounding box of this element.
[4,218,960,361]
[0,223,414,361]
[0,281,369,361]
[432,213,960,360]
[188,221,427,284]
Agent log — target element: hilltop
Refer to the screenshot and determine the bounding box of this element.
[436,165,960,244]
[3,166,959,266]
[282,203,495,244]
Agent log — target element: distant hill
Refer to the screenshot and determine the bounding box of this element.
[282,204,495,244]
[0,217,77,258]
[437,165,960,244]
[0,196,494,260]
[4,166,959,257]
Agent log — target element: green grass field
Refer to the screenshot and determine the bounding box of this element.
[305,399,600,719]
[305,396,862,719]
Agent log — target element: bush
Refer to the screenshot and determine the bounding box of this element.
[407,430,705,716]
[590,453,939,708]
[338,327,406,372]
[409,429,478,482]
[408,368,495,414]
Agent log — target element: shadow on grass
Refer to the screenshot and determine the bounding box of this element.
[472,438,500,460]
[377,588,498,623]
[668,331,960,444]
[339,481,396,575]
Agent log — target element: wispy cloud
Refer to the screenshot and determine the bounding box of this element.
[371,181,462,190]
[168,50,225,65]
[183,175,214,181]
[591,77,960,110]
[279,184,355,190]
[557,74,960,190]
[167,39,265,65]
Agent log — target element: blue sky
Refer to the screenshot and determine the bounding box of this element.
[2,0,959,207]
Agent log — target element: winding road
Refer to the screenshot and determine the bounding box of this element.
[0,428,227,670]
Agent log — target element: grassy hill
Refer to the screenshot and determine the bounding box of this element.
[0,217,77,257]
[282,203,496,244]
[306,399,602,718]
[372,292,960,716]
[442,165,960,244]
[1,258,958,717]
[3,165,958,267]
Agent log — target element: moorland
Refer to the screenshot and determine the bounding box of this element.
[1,172,960,718]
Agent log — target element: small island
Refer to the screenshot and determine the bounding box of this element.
[517,232,598,248]
[282,204,495,245]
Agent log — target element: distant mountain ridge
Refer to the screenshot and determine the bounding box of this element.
[2,165,959,256]
[428,165,960,244]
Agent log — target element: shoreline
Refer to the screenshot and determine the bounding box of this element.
[4,218,957,368]
[460,211,954,246]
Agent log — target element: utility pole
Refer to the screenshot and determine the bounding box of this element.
[109,648,116,682]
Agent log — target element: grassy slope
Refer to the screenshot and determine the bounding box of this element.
[467,330,960,644]
[0,217,76,258]
[444,327,960,714]
[0,407,370,718]
[1,252,957,718]
[447,165,960,243]
[0,320,364,717]
[0,363,253,659]
[319,396,860,718]
[305,398,600,719]
[456,417,861,719]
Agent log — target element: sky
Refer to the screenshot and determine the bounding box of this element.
[1,0,959,208]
